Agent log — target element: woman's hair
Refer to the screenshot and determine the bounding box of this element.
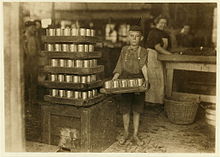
[154,15,168,25]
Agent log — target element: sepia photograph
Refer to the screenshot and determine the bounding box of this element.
[2,0,219,156]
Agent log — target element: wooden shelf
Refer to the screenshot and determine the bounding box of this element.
[44,94,105,107]
[158,54,216,63]
[43,65,104,75]
[43,51,102,59]
[42,36,101,43]
[39,80,103,90]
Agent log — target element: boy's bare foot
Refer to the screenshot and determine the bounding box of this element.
[133,135,144,146]
[118,132,129,145]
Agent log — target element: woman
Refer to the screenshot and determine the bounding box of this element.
[145,15,172,104]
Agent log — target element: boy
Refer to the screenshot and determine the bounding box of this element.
[112,25,148,146]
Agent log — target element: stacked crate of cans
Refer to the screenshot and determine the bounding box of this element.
[104,78,144,89]
[42,27,104,105]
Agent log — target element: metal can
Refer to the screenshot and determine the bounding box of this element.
[88,90,93,98]
[121,79,128,88]
[84,44,89,52]
[66,59,72,67]
[89,60,94,67]
[82,92,88,100]
[56,28,62,36]
[92,59,97,67]
[73,76,80,83]
[91,29,95,37]
[70,44,77,52]
[86,29,91,36]
[58,74,64,82]
[48,28,55,36]
[128,79,135,87]
[47,44,54,51]
[74,91,81,99]
[78,44,84,52]
[76,60,83,68]
[51,89,58,97]
[62,44,69,52]
[65,75,72,82]
[64,28,71,36]
[81,76,87,83]
[83,60,90,68]
[66,90,73,98]
[59,59,66,67]
[92,89,97,97]
[50,74,57,82]
[80,28,86,36]
[51,59,58,67]
[137,78,143,86]
[59,90,65,97]
[113,80,119,88]
[87,75,91,83]
[71,28,79,36]
[104,81,112,89]
[91,75,96,82]
[55,44,61,51]
[89,44,94,52]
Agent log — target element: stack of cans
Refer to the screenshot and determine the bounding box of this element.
[104,78,144,89]
[50,89,98,99]
[50,59,98,68]
[46,28,95,37]
[46,43,95,53]
[49,74,97,83]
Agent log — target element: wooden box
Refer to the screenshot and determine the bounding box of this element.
[41,97,116,152]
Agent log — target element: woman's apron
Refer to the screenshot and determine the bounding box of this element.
[145,48,164,104]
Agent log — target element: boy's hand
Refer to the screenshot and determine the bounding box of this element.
[142,81,150,90]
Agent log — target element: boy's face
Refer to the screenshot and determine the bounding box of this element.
[128,31,143,46]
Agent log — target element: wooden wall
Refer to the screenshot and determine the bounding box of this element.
[4,2,25,152]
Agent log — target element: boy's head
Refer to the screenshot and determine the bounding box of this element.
[128,25,143,46]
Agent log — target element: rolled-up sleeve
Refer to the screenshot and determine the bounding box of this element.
[113,49,124,75]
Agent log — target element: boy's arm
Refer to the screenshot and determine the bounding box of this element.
[112,73,120,80]
[112,48,125,80]
[141,64,149,89]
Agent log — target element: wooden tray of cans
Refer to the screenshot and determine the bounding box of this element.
[39,80,103,90]
[42,36,101,43]
[42,51,102,59]
[44,94,105,107]
[43,65,104,75]
[100,86,147,94]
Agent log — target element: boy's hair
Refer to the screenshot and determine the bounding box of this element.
[129,25,143,35]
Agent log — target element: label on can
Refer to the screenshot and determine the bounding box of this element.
[71,28,79,36]
[59,59,66,67]
[66,60,72,67]
[80,28,86,36]
[66,90,73,98]
[121,79,128,88]
[65,75,72,82]
[74,91,81,99]
[128,79,135,87]
[51,89,58,97]
[47,44,54,51]
[59,90,65,97]
[62,44,69,52]
[87,90,93,98]
[91,29,95,37]
[49,28,55,36]
[58,74,64,82]
[137,78,143,86]
[73,76,80,83]
[50,74,57,82]
[87,75,91,83]
[84,44,89,52]
[81,76,87,83]
[55,44,61,51]
[64,28,71,36]
[78,44,84,52]
[89,44,94,52]
[76,60,83,68]
[51,59,58,67]
[113,80,119,88]
[83,60,90,68]
[82,92,88,100]
[56,28,62,36]
[70,44,77,52]
[86,29,91,36]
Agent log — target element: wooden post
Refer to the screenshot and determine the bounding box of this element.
[4,2,25,152]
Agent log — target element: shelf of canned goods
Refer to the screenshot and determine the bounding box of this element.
[41,27,105,106]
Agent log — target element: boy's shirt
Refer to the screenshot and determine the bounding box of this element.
[113,46,148,78]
